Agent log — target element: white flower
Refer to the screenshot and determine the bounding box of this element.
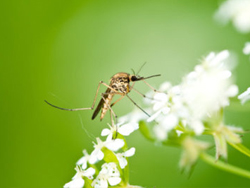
[238,87,250,104]
[179,137,210,172]
[89,137,124,164]
[76,150,91,169]
[153,124,168,140]
[122,50,238,142]
[182,50,238,120]
[105,137,125,151]
[243,42,250,55]
[115,147,136,169]
[89,138,106,164]
[92,163,121,188]
[119,108,150,123]
[213,124,244,160]
[101,121,139,139]
[64,166,95,188]
[147,85,183,123]
[215,0,250,33]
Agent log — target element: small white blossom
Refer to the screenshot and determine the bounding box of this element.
[92,163,121,188]
[119,108,150,123]
[182,50,238,120]
[238,87,250,104]
[90,137,125,164]
[115,147,136,169]
[76,150,91,169]
[243,42,250,55]
[213,124,244,160]
[64,166,95,188]
[179,137,210,172]
[89,138,106,164]
[105,138,125,151]
[215,0,250,33]
[101,122,139,139]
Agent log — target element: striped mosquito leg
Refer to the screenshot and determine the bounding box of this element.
[130,87,155,100]
[90,81,124,110]
[142,79,160,93]
[45,81,113,111]
[126,94,151,117]
[44,100,92,111]
[110,95,125,107]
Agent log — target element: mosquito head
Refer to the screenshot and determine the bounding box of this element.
[129,74,161,82]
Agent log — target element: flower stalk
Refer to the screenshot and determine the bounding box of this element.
[200,152,250,179]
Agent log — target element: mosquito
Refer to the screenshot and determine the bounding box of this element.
[45,66,160,134]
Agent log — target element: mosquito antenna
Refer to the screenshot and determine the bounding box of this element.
[44,100,91,111]
[126,94,150,117]
[131,68,136,75]
[136,62,147,75]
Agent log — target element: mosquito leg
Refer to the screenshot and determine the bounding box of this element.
[100,81,123,93]
[129,82,136,91]
[89,81,110,109]
[142,79,160,93]
[109,108,118,139]
[110,96,125,107]
[126,94,150,117]
[44,100,92,111]
[45,81,109,111]
[130,87,155,100]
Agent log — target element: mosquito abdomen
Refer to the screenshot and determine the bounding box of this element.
[100,93,114,120]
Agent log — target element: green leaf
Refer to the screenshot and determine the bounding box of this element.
[123,159,129,185]
[139,121,155,141]
[101,147,119,163]
[83,177,92,188]
[229,143,250,157]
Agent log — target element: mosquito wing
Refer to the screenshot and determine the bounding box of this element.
[91,88,111,120]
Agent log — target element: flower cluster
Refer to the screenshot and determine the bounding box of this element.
[215,0,250,33]
[123,50,244,171]
[64,122,138,188]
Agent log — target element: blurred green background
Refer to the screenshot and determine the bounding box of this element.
[1,0,250,187]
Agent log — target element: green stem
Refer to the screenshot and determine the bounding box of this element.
[229,143,250,157]
[200,153,250,179]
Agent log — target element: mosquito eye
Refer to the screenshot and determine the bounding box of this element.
[131,76,137,81]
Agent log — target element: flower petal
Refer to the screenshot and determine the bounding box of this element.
[238,87,250,104]
[101,128,111,136]
[76,157,87,169]
[117,157,127,169]
[97,150,104,160]
[64,178,85,188]
[147,110,162,122]
[99,179,108,188]
[83,167,95,177]
[106,139,124,151]
[124,147,135,157]
[118,123,138,136]
[108,177,121,186]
